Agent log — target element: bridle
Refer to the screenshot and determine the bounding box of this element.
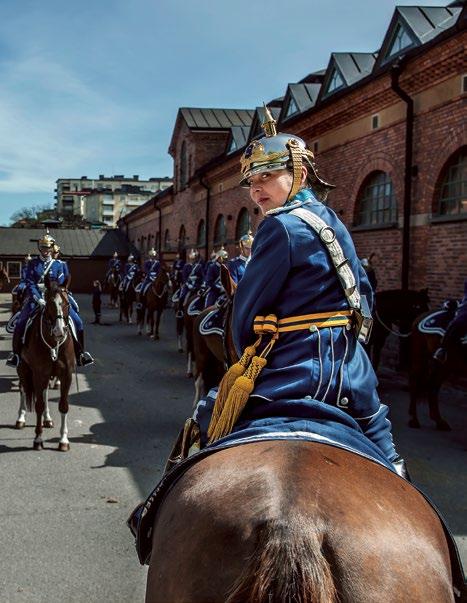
[41,287,70,361]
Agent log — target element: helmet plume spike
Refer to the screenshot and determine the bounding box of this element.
[262,103,277,137]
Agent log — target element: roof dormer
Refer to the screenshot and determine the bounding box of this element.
[279,83,321,123]
[319,52,377,101]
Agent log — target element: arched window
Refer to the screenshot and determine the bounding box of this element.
[154,232,160,253]
[355,172,397,226]
[435,148,466,216]
[197,220,206,247]
[178,225,186,251]
[180,141,188,188]
[213,214,226,245]
[164,229,170,251]
[235,208,251,240]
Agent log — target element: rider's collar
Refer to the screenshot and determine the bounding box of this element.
[265,188,319,216]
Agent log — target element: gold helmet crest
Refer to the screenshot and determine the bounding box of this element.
[240,104,334,202]
[38,230,55,249]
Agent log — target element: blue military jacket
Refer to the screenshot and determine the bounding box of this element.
[181,262,192,284]
[228,255,248,284]
[124,262,138,278]
[24,256,66,301]
[143,259,160,280]
[108,258,122,271]
[232,189,396,462]
[204,261,221,291]
[186,260,205,289]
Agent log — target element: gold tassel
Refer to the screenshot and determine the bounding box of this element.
[208,356,267,442]
[208,343,258,434]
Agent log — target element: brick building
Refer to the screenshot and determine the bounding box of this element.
[120,2,466,305]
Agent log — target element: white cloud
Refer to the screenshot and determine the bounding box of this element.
[0,54,127,193]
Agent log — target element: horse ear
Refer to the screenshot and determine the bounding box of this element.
[220,264,236,298]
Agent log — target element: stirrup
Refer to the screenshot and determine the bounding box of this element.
[6,353,20,368]
[78,352,94,367]
[433,347,447,364]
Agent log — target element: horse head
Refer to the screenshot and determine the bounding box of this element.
[410,288,430,319]
[44,278,70,340]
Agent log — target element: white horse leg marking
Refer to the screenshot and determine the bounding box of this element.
[193,375,203,408]
[187,352,192,376]
[59,412,69,448]
[16,389,27,427]
[177,335,183,352]
[44,388,52,423]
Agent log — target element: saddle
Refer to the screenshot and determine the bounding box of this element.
[418,303,457,337]
[187,292,206,317]
[198,306,224,337]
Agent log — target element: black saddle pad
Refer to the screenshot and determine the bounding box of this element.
[418,309,455,337]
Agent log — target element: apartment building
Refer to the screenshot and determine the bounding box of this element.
[55,174,172,227]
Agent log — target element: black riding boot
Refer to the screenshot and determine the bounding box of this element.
[6,330,22,367]
[75,331,94,367]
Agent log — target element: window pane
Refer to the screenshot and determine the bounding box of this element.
[356,171,397,226]
[436,150,467,216]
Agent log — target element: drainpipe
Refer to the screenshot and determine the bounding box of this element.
[199,175,210,259]
[154,199,162,257]
[391,57,414,292]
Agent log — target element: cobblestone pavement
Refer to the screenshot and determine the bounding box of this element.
[0,293,465,601]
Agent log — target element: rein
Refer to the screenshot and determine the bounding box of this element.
[375,310,412,338]
[40,310,69,361]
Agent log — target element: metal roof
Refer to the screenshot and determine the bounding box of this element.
[280,83,322,122]
[226,126,251,154]
[179,107,254,130]
[318,52,378,100]
[374,5,463,69]
[0,228,134,258]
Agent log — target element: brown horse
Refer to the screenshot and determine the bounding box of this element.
[146,441,455,602]
[107,266,121,308]
[145,272,458,603]
[408,313,466,431]
[16,280,75,451]
[119,273,140,324]
[136,269,170,339]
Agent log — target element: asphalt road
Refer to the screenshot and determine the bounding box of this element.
[0,292,465,602]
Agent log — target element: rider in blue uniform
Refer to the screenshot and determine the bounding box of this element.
[171,253,186,289]
[178,249,205,305]
[139,249,161,296]
[106,252,122,283]
[227,233,253,284]
[121,254,138,292]
[196,107,405,476]
[433,278,467,363]
[204,248,229,308]
[6,233,93,367]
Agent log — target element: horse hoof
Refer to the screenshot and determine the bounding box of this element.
[408,419,421,429]
[15,421,25,430]
[436,420,451,432]
[43,420,54,429]
[150,335,155,340]
[155,335,159,340]
[33,441,44,451]
[58,442,70,452]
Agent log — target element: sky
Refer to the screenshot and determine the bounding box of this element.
[0,0,453,225]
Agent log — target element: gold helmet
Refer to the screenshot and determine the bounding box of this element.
[189,248,200,261]
[215,246,229,261]
[25,253,32,261]
[38,230,55,249]
[53,243,60,255]
[239,231,254,248]
[113,251,118,258]
[148,248,157,258]
[239,104,334,201]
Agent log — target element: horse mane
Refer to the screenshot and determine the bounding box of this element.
[226,515,337,603]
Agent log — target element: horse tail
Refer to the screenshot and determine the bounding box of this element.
[226,515,337,603]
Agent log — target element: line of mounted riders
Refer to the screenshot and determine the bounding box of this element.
[105,240,465,435]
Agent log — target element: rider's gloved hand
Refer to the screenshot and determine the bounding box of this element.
[36,298,46,307]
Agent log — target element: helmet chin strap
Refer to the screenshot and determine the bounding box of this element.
[287,139,303,201]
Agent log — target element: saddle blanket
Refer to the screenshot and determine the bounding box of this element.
[187,293,205,317]
[6,311,20,334]
[418,308,455,337]
[198,306,224,336]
